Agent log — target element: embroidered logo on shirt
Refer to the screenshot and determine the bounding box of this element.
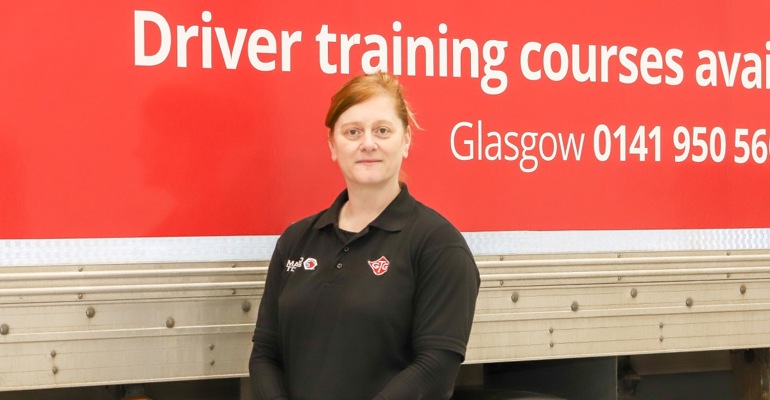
[286,257,304,272]
[368,256,390,276]
[303,258,318,270]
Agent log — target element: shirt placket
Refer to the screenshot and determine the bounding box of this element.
[327,227,369,283]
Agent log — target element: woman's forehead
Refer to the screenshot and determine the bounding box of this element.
[336,95,401,125]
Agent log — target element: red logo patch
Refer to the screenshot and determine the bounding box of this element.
[368,256,390,276]
[303,258,318,270]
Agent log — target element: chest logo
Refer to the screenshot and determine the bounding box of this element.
[368,256,390,276]
[303,258,318,270]
[286,257,304,272]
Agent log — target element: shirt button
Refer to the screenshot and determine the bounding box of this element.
[343,247,350,252]
[336,263,343,269]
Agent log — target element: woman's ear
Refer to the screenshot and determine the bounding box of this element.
[328,136,337,161]
[403,126,412,158]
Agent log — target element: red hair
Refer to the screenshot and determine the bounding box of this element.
[325,73,418,137]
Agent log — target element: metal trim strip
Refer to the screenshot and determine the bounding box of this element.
[1,228,768,266]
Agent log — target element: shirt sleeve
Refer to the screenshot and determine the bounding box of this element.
[373,348,463,400]
[411,235,480,360]
[249,238,290,400]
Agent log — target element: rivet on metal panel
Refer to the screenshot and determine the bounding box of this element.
[659,322,664,329]
[499,256,504,261]
[52,366,59,374]
[499,280,504,286]
[549,327,554,334]
[727,274,731,278]
[659,336,664,342]
[77,293,83,299]
[726,251,731,256]
[617,253,622,258]
[630,288,638,298]
[210,360,216,366]
[50,350,57,358]
[686,298,693,307]
[617,276,622,281]
[231,263,236,268]
[549,341,554,348]
[0,324,8,335]
[209,344,215,350]
[86,307,95,318]
[242,300,252,312]
[78,266,83,272]
[232,289,237,295]
[510,292,519,303]
[166,317,175,328]
[571,301,579,312]
[740,285,747,295]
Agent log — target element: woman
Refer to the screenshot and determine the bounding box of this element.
[249,72,480,400]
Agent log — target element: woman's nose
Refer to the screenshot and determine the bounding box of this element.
[360,131,378,150]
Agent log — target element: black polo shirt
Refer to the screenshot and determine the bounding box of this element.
[252,185,480,400]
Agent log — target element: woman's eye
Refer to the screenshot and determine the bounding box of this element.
[345,128,361,137]
[374,127,391,136]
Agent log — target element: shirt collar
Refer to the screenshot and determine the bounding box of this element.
[312,183,415,232]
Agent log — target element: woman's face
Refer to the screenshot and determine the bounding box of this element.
[329,94,410,191]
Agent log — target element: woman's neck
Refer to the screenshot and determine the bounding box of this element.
[338,182,401,233]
